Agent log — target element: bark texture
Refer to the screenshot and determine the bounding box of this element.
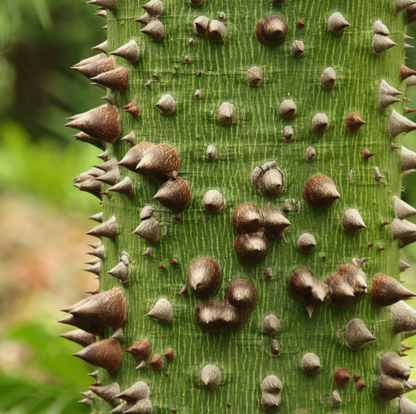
[65,0,416,413]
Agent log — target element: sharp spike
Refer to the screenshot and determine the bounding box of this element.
[92,40,108,54]
[401,64,416,82]
[90,66,129,93]
[389,110,416,139]
[89,383,120,406]
[402,146,416,172]
[141,19,165,40]
[107,176,134,197]
[72,131,105,150]
[372,34,397,54]
[108,261,129,284]
[60,330,96,347]
[395,0,416,12]
[86,215,117,239]
[69,288,127,330]
[116,381,150,402]
[391,217,416,240]
[83,262,101,276]
[370,273,416,306]
[88,244,105,260]
[65,105,121,143]
[394,195,416,219]
[392,300,416,334]
[121,131,136,145]
[72,55,116,79]
[86,0,116,11]
[58,315,103,335]
[96,167,121,185]
[400,259,412,272]
[97,150,109,161]
[110,40,139,63]
[379,79,402,110]
[73,337,121,372]
[89,212,103,223]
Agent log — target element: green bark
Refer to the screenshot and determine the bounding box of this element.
[69,0,414,413]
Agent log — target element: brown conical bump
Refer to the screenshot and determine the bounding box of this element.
[111,402,133,413]
[263,208,291,240]
[344,318,376,349]
[289,269,327,317]
[378,79,402,110]
[311,113,329,132]
[255,15,288,45]
[377,374,406,400]
[110,40,139,63]
[261,314,280,335]
[87,0,116,11]
[270,339,282,356]
[164,348,175,361]
[65,105,121,143]
[199,364,222,389]
[141,19,165,40]
[96,168,121,186]
[208,20,227,42]
[72,55,116,79]
[370,273,416,307]
[124,340,151,360]
[73,338,121,372]
[89,212,103,223]
[381,352,411,381]
[391,217,416,240]
[72,52,107,68]
[398,396,416,413]
[89,383,120,406]
[225,279,257,310]
[333,367,351,386]
[362,149,374,160]
[73,131,105,150]
[74,179,102,200]
[325,263,367,308]
[321,67,337,89]
[107,177,134,197]
[92,40,108,54]
[95,157,119,172]
[91,66,129,93]
[88,244,105,260]
[234,232,269,264]
[118,142,155,172]
[193,16,210,35]
[78,398,91,407]
[58,315,103,336]
[132,217,160,243]
[296,233,316,254]
[146,298,173,324]
[137,144,180,180]
[149,354,163,370]
[302,175,340,210]
[117,381,150,402]
[135,12,153,25]
[341,209,366,234]
[187,257,221,297]
[389,110,416,139]
[122,100,140,118]
[108,260,129,284]
[154,177,191,211]
[346,112,366,132]
[121,131,136,145]
[142,0,164,16]
[401,64,416,82]
[217,102,237,124]
[195,300,246,332]
[70,288,127,330]
[372,34,397,55]
[87,215,117,239]
[60,330,96,347]
[394,196,416,220]
[301,353,321,375]
[327,12,350,34]
[232,204,264,234]
[246,66,263,86]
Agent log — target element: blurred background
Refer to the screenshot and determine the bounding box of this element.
[1,1,416,413]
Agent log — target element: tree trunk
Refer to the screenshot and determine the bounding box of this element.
[63,0,416,413]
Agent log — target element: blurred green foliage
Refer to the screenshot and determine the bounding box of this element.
[1,319,93,414]
[0,1,107,413]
